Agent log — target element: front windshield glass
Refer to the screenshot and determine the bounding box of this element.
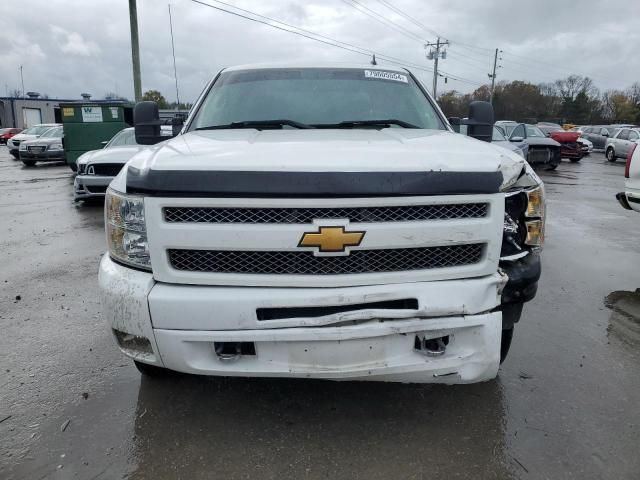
[106,129,138,147]
[40,127,63,138]
[190,68,445,130]
[492,127,506,141]
[526,126,546,137]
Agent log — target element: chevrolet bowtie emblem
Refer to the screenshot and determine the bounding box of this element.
[298,226,366,253]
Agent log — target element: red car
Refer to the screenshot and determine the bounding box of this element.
[0,128,22,145]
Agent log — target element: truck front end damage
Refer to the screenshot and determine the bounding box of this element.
[99,143,543,384]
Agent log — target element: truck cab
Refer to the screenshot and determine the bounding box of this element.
[99,64,544,384]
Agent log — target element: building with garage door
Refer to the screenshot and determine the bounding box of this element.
[0,93,127,129]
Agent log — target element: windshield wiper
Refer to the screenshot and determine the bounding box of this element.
[196,119,313,130]
[312,119,420,129]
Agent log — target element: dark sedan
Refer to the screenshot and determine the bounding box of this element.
[18,126,65,166]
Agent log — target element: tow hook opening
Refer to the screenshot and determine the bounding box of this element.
[414,335,450,356]
[214,341,256,362]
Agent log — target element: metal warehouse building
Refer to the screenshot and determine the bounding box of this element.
[0,93,127,129]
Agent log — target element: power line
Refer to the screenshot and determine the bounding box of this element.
[340,0,427,43]
[188,0,435,75]
[374,0,441,38]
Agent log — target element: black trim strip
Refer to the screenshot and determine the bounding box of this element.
[628,196,640,204]
[126,169,503,197]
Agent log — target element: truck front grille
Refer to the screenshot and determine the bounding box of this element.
[168,244,484,275]
[163,203,488,224]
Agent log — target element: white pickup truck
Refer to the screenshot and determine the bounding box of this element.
[99,63,544,384]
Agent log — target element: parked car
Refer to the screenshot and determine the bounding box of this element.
[581,125,618,150]
[537,126,587,161]
[18,126,65,166]
[99,64,544,383]
[605,128,640,162]
[506,123,561,170]
[616,142,639,212]
[491,125,528,158]
[458,124,528,159]
[74,127,145,200]
[494,120,519,138]
[0,128,22,144]
[6,123,61,158]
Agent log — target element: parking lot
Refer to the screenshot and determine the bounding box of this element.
[1,147,639,479]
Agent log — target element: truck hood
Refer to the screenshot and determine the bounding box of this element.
[120,129,527,196]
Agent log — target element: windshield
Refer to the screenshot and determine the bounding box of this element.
[500,124,517,136]
[492,127,506,141]
[526,126,546,137]
[106,129,138,148]
[22,125,56,135]
[40,126,63,138]
[190,68,445,130]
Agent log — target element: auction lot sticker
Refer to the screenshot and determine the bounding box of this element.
[364,70,408,83]
[81,106,103,123]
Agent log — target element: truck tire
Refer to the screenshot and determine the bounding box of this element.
[545,162,558,170]
[22,160,36,167]
[10,151,19,159]
[606,148,616,162]
[500,328,514,364]
[134,360,168,377]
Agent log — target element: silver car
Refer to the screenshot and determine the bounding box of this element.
[74,128,145,200]
[605,128,640,162]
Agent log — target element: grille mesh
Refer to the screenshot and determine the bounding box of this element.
[163,203,488,224]
[91,164,124,176]
[168,244,484,275]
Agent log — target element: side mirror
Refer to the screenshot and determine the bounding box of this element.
[101,140,108,147]
[134,101,163,145]
[602,132,609,137]
[510,136,524,142]
[465,101,494,142]
[545,132,551,137]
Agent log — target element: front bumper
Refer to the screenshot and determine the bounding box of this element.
[617,191,640,212]
[74,174,114,200]
[99,255,506,383]
[20,150,65,161]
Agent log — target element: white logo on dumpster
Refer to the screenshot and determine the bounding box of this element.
[81,107,103,123]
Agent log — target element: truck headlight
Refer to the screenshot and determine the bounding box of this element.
[49,143,63,151]
[105,189,151,270]
[19,143,27,151]
[502,185,546,257]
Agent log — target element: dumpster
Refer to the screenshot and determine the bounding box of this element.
[60,102,133,171]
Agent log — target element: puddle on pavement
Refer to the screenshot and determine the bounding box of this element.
[605,289,640,346]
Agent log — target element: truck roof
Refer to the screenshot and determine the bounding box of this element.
[222,62,409,73]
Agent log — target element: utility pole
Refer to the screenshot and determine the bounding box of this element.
[425,38,449,99]
[488,48,502,105]
[19,65,25,98]
[129,0,142,102]
[168,3,180,107]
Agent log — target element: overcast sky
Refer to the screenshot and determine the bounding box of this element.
[0,0,637,102]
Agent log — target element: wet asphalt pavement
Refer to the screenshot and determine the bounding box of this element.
[1,147,639,480]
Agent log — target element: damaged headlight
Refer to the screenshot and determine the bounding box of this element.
[502,185,546,257]
[105,188,151,271]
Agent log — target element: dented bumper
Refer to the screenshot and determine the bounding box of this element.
[99,255,507,383]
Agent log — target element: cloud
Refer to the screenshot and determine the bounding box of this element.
[0,0,636,101]
[50,25,101,57]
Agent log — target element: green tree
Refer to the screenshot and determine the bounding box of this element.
[141,89,169,109]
